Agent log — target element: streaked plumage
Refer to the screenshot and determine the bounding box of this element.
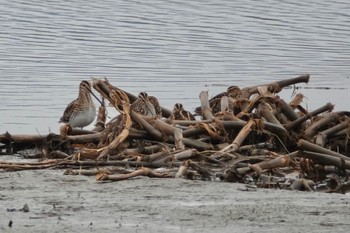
[171,103,195,121]
[148,95,162,118]
[59,80,98,128]
[131,92,157,116]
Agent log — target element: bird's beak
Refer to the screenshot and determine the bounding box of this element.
[88,89,104,106]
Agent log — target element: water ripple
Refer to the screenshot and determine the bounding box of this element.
[0,0,349,133]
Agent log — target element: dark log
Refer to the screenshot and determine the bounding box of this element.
[297,139,350,160]
[285,103,334,131]
[297,151,350,169]
[241,74,310,98]
[257,101,283,126]
[304,112,342,139]
[130,111,163,141]
[315,119,350,146]
[276,97,299,121]
[235,151,300,175]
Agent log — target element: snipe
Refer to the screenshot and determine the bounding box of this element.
[171,103,195,121]
[131,92,161,117]
[59,80,101,128]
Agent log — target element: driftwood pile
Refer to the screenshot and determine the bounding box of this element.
[1,74,350,194]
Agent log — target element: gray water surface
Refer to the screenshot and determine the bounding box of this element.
[0,0,349,134]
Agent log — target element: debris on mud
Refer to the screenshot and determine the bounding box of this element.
[1,74,350,194]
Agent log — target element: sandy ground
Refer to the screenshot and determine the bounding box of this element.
[1,169,350,233]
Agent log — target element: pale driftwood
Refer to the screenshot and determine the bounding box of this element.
[175,164,188,178]
[96,167,173,181]
[199,91,215,120]
[220,96,230,112]
[64,167,134,176]
[173,149,198,160]
[174,128,184,150]
[220,120,256,153]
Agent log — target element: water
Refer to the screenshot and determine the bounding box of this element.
[0,0,349,134]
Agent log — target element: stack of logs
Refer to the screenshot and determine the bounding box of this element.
[1,74,350,194]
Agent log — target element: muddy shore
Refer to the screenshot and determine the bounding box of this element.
[0,169,349,233]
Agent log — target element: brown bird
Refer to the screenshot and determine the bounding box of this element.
[59,80,102,128]
[148,95,162,118]
[171,103,195,121]
[131,92,158,116]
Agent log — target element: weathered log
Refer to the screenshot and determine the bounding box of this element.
[130,111,163,140]
[257,101,283,126]
[315,118,350,146]
[304,112,342,139]
[220,96,230,112]
[96,167,173,181]
[234,151,299,176]
[199,91,215,120]
[219,120,256,153]
[285,102,334,131]
[297,139,350,160]
[241,74,310,98]
[297,150,350,169]
[93,78,172,118]
[276,97,299,122]
[175,163,189,178]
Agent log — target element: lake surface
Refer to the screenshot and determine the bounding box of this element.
[0,0,349,134]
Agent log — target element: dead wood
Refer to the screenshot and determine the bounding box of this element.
[297,139,350,161]
[3,75,350,194]
[96,167,173,181]
[219,119,256,153]
[315,118,350,146]
[241,74,310,98]
[297,150,350,169]
[199,91,215,120]
[276,97,299,122]
[285,102,334,131]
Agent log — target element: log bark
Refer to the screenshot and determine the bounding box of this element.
[285,103,334,131]
[241,74,310,98]
[199,91,215,120]
[297,139,350,161]
[297,150,350,169]
[96,167,173,181]
[304,112,341,139]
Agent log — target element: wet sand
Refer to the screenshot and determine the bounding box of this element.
[1,169,349,233]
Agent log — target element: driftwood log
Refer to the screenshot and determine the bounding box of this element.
[1,74,350,194]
